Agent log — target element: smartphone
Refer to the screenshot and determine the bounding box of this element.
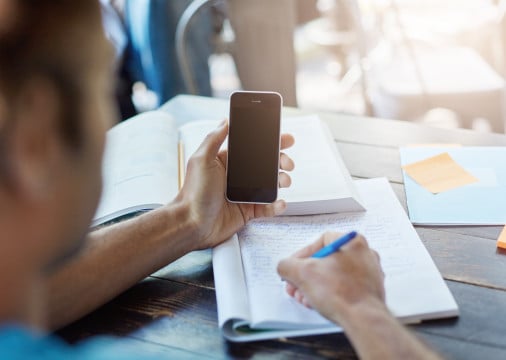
[226,91,282,203]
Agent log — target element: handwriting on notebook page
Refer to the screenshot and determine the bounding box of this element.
[239,210,415,293]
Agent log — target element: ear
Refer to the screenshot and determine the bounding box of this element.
[8,78,65,201]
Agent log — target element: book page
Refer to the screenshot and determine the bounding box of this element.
[178,120,222,165]
[93,111,179,226]
[237,178,457,328]
[278,116,355,203]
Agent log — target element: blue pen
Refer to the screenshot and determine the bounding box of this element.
[311,231,358,258]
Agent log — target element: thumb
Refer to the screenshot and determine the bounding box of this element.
[195,121,228,160]
[252,199,287,220]
[277,256,304,287]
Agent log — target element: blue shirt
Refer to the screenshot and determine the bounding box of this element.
[0,325,156,360]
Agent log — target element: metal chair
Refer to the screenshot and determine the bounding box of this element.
[176,0,225,95]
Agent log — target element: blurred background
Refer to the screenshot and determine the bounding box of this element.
[112,0,506,133]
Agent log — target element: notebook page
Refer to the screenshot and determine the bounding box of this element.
[212,235,251,327]
[237,178,457,328]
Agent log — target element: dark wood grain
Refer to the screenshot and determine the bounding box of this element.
[414,280,506,348]
[415,332,506,360]
[151,249,214,289]
[416,229,506,289]
[58,276,506,359]
[58,278,358,359]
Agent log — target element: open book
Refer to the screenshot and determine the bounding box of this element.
[92,111,364,227]
[213,178,459,342]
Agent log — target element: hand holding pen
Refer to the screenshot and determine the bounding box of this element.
[277,231,385,323]
[311,231,358,258]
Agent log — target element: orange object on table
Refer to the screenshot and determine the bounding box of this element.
[496,226,506,250]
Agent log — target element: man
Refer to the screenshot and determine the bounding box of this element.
[0,0,293,351]
[0,0,437,358]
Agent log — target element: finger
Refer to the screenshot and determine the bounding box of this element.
[373,249,381,264]
[294,289,304,304]
[277,257,302,285]
[290,231,344,259]
[280,133,295,150]
[291,239,325,258]
[217,149,227,166]
[285,282,297,297]
[278,172,291,188]
[283,239,324,260]
[279,152,295,171]
[252,199,287,219]
[341,233,369,252]
[301,296,312,309]
[194,121,228,160]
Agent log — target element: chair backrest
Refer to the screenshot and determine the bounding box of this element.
[176,0,222,95]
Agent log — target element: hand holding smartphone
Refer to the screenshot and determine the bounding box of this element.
[226,91,282,204]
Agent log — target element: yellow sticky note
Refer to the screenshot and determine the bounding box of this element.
[402,152,478,194]
[497,226,506,250]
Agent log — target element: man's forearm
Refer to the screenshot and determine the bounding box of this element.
[337,299,441,360]
[45,199,198,330]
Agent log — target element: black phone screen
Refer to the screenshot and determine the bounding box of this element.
[226,92,282,203]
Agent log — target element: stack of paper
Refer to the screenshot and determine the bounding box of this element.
[400,147,506,225]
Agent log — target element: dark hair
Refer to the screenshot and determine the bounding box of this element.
[0,0,102,150]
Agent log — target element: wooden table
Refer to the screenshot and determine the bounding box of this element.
[58,95,506,359]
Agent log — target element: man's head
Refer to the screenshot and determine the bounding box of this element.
[0,0,115,275]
